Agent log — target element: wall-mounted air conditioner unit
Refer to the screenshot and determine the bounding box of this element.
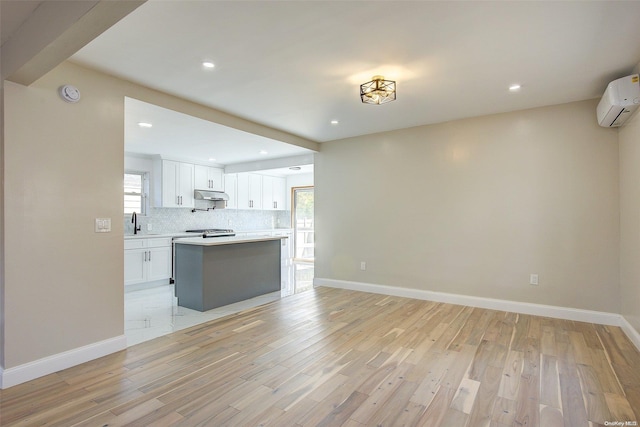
[597,74,640,127]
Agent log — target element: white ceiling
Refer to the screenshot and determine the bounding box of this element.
[0,1,42,46]
[125,97,314,166]
[71,1,640,149]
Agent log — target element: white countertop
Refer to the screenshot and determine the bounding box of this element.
[124,232,194,240]
[124,228,292,240]
[173,235,287,247]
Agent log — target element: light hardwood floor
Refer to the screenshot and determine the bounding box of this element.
[1,287,639,426]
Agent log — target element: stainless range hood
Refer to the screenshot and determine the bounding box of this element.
[194,190,229,201]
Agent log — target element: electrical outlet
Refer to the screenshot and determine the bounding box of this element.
[529,274,539,286]
[360,261,366,271]
[147,223,153,231]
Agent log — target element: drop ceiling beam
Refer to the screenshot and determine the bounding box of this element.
[1,0,145,84]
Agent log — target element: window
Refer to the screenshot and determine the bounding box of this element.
[124,172,146,215]
[292,186,314,261]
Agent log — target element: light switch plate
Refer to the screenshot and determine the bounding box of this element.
[95,218,111,233]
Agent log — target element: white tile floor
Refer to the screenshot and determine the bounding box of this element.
[124,261,314,346]
[125,285,281,346]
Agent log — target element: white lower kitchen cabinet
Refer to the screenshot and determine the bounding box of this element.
[273,230,295,294]
[124,237,172,287]
[124,248,146,285]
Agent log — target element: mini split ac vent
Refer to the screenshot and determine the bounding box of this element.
[597,74,640,127]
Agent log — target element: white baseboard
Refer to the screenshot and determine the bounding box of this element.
[314,278,640,351]
[620,316,640,351]
[0,335,127,389]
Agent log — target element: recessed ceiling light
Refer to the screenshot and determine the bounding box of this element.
[509,84,522,92]
[330,120,339,125]
[202,61,215,69]
[289,166,301,171]
[259,150,268,155]
[138,122,152,128]
[208,158,216,162]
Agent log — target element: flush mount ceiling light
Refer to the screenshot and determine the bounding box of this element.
[509,84,522,92]
[360,75,396,105]
[202,61,215,69]
[137,122,153,128]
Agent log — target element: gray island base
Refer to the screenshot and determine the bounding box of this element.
[174,236,284,312]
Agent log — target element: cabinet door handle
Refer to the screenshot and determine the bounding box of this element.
[148,251,151,262]
[144,251,147,262]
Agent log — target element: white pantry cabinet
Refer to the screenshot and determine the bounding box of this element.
[124,237,172,287]
[194,165,224,192]
[154,160,194,208]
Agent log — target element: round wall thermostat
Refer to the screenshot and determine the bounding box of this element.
[58,85,81,103]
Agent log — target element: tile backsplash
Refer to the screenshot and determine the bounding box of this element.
[125,201,291,235]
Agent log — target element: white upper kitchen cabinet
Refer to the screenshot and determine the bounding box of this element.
[154,160,194,208]
[273,176,286,210]
[194,165,224,192]
[262,176,287,210]
[237,173,262,209]
[224,173,238,209]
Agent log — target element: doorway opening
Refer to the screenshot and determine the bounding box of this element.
[292,186,314,292]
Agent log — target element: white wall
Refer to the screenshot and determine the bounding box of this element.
[315,100,620,313]
[619,108,640,335]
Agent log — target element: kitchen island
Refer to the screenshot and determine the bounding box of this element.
[173,235,286,311]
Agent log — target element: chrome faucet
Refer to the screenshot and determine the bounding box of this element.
[131,211,141,235]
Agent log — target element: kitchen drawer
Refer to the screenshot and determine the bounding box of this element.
[124,239,146,250]
[147,237,172,248]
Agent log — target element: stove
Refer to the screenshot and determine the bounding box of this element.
[185,228,235,238]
